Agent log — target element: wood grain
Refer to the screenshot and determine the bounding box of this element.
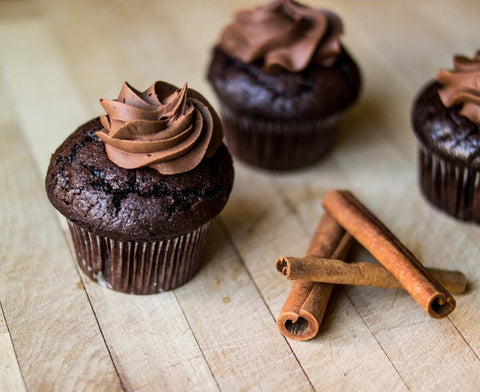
[1,0,480,390]
[0,15,226,392]
[0,303,27,392]
[175,222,312,391]
[220,166,407,390]
[0,3,314,390]
[318,0,480,363]
[0,79,123,390]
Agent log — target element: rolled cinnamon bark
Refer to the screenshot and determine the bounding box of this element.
[322,190,456,318]
[276,256,467,294]
[276,213,353,341]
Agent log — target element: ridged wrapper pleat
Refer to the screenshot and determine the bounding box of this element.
[68,221,210,294]
[418,145,480,223]
[220,105,343,170]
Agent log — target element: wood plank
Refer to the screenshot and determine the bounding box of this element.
[316,0,480,364]
[273,119,480,389]
[0,1,42,20]
[79,280,220,392]
[153,0,476,385]
[57,0,478,389]
[175,221,313,391]
[338,0,480,256]
[407,0,480,346]
[334,0,479,89]
[3,4,315,391]
[0,82,123,390]
[222,165,408,391]
[0,16,224,392]
[0,304,27,392]
[40,2,320,390]
[413,0,480,53]
[104,1,409,389]
[0,21,90,174]
[2,1,480,390]
[267,14,480,390]
[38,0,135,111]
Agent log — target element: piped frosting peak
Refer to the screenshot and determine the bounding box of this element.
[219,0,343,72]
[436,50,480,124]
[97,81,223,175]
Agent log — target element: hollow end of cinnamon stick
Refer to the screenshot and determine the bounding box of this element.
[428,293,456,319]
[276,213,351,341]
[275,257,290,277]
[276,256,467,295]
[276,310,319,341]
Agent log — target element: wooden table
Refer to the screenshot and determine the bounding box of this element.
[1,1,479,390]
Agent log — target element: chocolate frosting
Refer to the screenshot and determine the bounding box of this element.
[97,81,223,175]
[436,50,480,124]
[219,0,343,72]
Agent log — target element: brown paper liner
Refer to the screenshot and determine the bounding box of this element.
[418,144,480,223]
[67,220,210,294]
[220,105,343,170]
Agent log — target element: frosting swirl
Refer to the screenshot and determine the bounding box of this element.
[436,50,480,124]
[219,0,343,72]
[96,81,223,175]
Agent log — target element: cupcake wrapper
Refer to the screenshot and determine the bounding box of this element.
[418,144,480,223]
[220,105,343,170]
[68,221,210,294]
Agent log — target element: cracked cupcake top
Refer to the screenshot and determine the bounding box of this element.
[46,118,233,240]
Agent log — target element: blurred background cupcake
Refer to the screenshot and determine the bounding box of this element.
[208,0,361,171]
[46,81,234,294]
[412,50,480,223]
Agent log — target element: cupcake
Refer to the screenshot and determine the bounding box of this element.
[46,81,234,293]
[412,50,480,223]
[207,0,361,170]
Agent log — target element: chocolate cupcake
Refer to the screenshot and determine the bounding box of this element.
[46,81,234,293]
[412,51,480,223]
[207,0,361,170]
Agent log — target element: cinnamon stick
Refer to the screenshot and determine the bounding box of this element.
[276,256,467,294]
[276,213,353,341]
[322,190,456,318]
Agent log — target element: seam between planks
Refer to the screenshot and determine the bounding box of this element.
[341,288,411,391]
[350,110,480,362]
[70,259,128,391]
[448,317,480,362]
[17,124,127,392]
[0,301,28,392]
[271,140,480,372]
[172,291,222,392]
[338,17,480,361]
[369,3,480,363]
[217,218,316,392]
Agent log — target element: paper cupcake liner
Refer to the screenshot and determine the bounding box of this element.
[220,105,343,170]
[67,221,210,294]
[418,144,480,223]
